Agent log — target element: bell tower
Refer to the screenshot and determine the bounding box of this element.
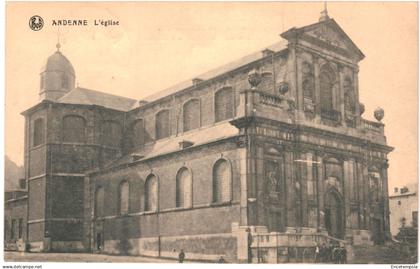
[39,43,75,101]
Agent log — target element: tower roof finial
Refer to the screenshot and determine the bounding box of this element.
[319,1,330,22]
[56,28,61,52]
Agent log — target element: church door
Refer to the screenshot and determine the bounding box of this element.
[371,218,384,245]
[324,190,344,239]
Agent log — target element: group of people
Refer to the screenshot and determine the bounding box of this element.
[177,249,226,263]
[315,243,347,264]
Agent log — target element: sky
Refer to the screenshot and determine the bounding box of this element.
[5,2,418,191]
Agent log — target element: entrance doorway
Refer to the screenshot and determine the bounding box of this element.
[324,190,344,239]
[371,218,384,245]
[96,232,103,251]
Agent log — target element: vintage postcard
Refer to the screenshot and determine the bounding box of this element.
[3,1,418,265]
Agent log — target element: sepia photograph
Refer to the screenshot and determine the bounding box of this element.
[3,1,418,265]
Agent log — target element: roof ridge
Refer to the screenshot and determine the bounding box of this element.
[141,40,286,103]
[77,87,137,102]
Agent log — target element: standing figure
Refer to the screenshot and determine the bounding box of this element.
[246,228,253,263]
[178,249,185,263]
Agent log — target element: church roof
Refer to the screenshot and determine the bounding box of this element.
[102,121,240,170]
[137,41,287,106]
[40,50,75,76]
[58,87,137,111]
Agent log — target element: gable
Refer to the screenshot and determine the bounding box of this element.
[281,18,364,61]
[305,23,348,50]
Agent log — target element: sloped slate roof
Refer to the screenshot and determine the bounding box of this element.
[138,41,287,105]
[104,121,240,169]
[58,87,137,111]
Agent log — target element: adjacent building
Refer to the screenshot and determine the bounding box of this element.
[389,184,418,237]
[17,12,393,262]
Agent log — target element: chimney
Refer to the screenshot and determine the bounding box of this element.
[179,140,194,149]
[131,154,144,162]
[262,49,274,57]
[192,78,203,86]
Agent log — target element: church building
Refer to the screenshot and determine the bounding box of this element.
[19,12,393,262]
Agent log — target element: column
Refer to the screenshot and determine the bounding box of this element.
[381,161,391,239]
[362,163,370,230]
[316,153,326,231]
[285,150,296,227]
[338,64,346,126]
[239,147,250,226]
[313,55,321,117]
[286,42,299,111]
[256,146,266,226]
[300,152,308,227]
[343,158,352,238]
[353,68,361,126]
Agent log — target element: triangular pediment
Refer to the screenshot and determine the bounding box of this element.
[281,18,365,61]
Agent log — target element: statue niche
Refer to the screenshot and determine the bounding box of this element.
[302,61,315,100]
[344,77,355,112]
[265,160,282,201]
[302,61,315,115]
[344,76,356,125]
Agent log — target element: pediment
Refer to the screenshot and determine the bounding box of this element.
[281,18,365,61]
[305,23,348,50]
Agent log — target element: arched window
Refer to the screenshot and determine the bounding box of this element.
[102,121,122,147]
[131,119,145,147]
[320,65,336,112]
[183,99,200,132]
[176,168,192,208]
[155,110,170,140]
[145,175,158,211]
[212,159,231,203]
[119,181,129,215]
[215,88,234,122]
[325,158,343,190]
[33,118,44,147]
[95,187,105,217]
[63,115,86,143]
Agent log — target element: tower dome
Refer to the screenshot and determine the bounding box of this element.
[39,43,76,101]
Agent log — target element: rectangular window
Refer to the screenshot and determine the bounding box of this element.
[11,219,16,239]
[33,118,44,147]
[412,211,418,227]
[18,219,23,239]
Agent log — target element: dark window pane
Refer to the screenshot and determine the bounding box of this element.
[156,110,170,139]
[215,88,234,122]
[183,100,200,132]
[33,118,44,147]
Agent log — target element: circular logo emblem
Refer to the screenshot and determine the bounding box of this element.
[29,15,44,31]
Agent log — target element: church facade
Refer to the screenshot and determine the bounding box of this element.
[20,14,393,262]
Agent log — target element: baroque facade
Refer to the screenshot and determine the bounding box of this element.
[19,14,393,262]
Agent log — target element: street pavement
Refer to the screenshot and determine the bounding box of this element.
[4,251,185,263]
